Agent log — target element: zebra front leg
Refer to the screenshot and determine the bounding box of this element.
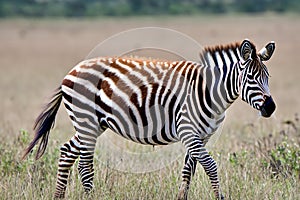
[77,136,97,194]
[179,134,224,199]
[54,135,80,198]
[195,147,224,200]
[178,152,197,200]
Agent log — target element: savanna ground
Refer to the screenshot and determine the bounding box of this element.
[0,15,299,199]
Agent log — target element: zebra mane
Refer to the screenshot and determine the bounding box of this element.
[200,41,252,67]
[203,40,258,60]
[203,42,241,55]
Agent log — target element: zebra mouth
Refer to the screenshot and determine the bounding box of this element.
[260,96,276,118]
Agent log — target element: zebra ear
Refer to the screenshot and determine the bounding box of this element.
[258,41,275,61]
[240,39,256,61]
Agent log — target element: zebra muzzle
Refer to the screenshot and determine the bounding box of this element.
[260,96,276,118]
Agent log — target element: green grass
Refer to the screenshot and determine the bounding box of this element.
[0,117,299,200]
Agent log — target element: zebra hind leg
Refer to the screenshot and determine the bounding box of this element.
[177,152,197,200]
[54,135,80,198]
[77,131,99,194]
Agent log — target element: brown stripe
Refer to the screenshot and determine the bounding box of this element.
[62,78,74,89]
[101,80,113,98]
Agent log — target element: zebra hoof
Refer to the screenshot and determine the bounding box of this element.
[177,182,188,200]
[177,194,187,200]
[54,192,65,199]
[217,194,224,200]
[84,187,94,194]
[177,193,187,200]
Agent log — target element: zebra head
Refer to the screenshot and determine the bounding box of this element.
[239,39,276,118]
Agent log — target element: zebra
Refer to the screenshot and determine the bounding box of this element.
[22,39,276,199]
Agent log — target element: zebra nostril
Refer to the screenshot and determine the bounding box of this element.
[260,96,276,117]
[263,95,270,101]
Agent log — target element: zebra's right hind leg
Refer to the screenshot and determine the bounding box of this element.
[76,127,103,194]
[77,135,98,194]
[54,135,80,198]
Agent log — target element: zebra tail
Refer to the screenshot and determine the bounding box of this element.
[22,87,63,160]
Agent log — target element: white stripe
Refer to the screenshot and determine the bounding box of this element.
[115,59,150,107]
[222,50,232,68]
[161,61,184,104]
[215,52,227,109]
[215,52,223,68]
[205,53,215,68]
[229,49,238,64]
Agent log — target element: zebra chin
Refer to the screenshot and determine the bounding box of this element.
[260,96,276,118]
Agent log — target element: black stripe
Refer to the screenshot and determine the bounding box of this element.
[198,68,211,117]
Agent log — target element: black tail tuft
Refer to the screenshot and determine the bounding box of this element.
[22,87,63,160]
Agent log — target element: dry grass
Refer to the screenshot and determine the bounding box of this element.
[0,15,299,199]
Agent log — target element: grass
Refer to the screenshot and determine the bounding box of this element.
[0,116,299,199]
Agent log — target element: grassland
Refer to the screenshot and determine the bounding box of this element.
[0,15,299,199]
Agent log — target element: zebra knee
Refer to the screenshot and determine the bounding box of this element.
[59,138,79,160]
[202,158,218,176]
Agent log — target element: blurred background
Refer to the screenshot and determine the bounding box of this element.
[1,0,299,17]
[0,0,299,146]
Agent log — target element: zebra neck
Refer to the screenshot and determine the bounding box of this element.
[198,45,242,113]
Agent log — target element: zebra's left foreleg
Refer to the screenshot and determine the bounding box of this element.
[195,147,224,200]
[179,134,224,199]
